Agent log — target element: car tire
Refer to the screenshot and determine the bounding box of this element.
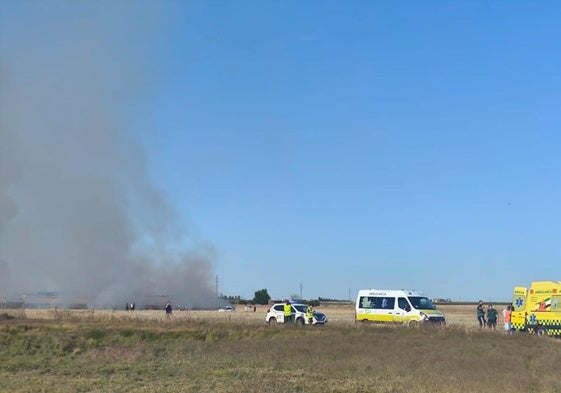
[296,317,305,326]
[268,317,276,325]
[409,320,419,327]
[535,326,547,336]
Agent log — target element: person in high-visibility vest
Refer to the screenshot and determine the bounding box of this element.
[306,305,313,325]
[283,301,293,323]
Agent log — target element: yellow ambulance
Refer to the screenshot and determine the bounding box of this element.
[355,289,446,326]
[511,281,561,336]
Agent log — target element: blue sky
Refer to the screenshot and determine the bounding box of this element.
[2,1,561,302]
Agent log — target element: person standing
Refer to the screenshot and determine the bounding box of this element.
[486,304,498,330]
[283,301,293,324]
[502,305,512,334]
[165,301,172,319]
[306,304,314,325]
[476,300,486,328]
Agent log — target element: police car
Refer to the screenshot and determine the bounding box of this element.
[265,302,327,325]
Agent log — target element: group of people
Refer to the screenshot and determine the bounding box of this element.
[476,300,512,334]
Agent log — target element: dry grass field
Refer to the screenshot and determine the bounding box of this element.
[1,304,559,393]
[2,302,483,326]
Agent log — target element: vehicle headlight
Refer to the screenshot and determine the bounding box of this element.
[313,312,326,322]
[420,312,429,321]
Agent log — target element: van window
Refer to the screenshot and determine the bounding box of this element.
[398,297,410,311]
[374,297,395,309]
[359,296,374,309]
[408,296,435,310]
[359,296,395,309]
[552,296,560,311]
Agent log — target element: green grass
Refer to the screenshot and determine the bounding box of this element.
[1,318,559,392]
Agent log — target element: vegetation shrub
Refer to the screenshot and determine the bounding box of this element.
[85,328,106,340]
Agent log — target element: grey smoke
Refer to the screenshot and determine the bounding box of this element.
[0,2,218,307]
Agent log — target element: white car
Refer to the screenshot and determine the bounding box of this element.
[265,303,327,325]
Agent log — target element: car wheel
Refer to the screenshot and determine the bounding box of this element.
[535,326,547,336]
[268,317,276,325]
[296,318,305,326]
[409,320,419,327]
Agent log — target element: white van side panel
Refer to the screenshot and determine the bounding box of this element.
[355,289,443,324]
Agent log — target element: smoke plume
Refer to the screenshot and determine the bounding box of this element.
[0,2,217,307]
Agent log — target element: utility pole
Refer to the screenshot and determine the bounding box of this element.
[216,275,219,308]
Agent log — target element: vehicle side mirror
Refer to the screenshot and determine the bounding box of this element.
[405,306,411,312]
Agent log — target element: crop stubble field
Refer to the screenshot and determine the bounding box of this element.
[4,302,485,325]
[1,304,559,393]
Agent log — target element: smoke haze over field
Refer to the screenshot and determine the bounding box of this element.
[0,2,217,307]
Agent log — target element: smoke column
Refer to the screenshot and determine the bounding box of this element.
[0,2,217,307]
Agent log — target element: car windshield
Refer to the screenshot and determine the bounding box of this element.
[293,304,307,312]
[408,296,436,310]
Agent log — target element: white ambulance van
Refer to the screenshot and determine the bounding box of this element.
[355,289,446,326]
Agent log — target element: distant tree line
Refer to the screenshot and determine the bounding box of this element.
[222,289,330,307]
[221,289,271,305]
[318,297,350,303]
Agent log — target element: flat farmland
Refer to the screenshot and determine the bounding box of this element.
[1,304,559,393]
[5,303,483,327]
